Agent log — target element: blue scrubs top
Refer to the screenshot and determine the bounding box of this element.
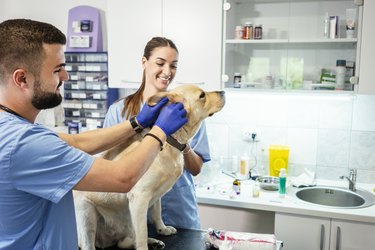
[0,113,94,250]
[103,99,211,229]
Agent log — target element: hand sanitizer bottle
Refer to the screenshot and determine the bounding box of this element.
[279,168,287,198]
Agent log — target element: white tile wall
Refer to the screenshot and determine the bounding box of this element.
[205,91,375,184]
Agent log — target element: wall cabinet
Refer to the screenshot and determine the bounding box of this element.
[107,0,222,91]
[358,0,375,94]
[63,52,108,128]
[222,0,363,92]
[275,212,375,250]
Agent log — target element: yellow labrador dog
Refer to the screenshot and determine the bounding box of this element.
[74,85,225,250]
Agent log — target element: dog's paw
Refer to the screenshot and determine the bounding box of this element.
[157,225,177,236]
[148,238,165,249]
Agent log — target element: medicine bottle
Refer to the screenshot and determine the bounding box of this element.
[336,59,346,90]
[254,25,262,39]
[233,73,242,88]
[235,25,243,40]
[233,179,241,195]
[243,22,253,40]
[279,168,286,198]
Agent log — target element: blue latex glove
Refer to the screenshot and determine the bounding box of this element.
[154,102,188,136]
[136,97,169,128]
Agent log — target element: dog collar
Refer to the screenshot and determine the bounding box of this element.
[167,136,187,152]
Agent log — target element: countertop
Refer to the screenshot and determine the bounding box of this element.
[196,172,375,223]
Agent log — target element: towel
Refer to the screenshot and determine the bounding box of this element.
[290,168,316,188]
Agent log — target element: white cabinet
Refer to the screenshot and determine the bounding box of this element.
[222,0,363,92]
[275,212,375,250]
[198,203,275,233]
[358,0,375,94]
[107,0,162,89]
[107,0,222,91]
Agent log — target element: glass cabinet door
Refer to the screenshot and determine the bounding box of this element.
[222,0,362,92]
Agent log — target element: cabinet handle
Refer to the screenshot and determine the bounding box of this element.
[336,226,341,250]
[320,224,325,250]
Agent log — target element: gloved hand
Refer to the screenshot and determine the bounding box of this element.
[136,97,169,128]
[154,102,188,136]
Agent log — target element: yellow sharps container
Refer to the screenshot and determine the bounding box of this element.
[269,145,290,177]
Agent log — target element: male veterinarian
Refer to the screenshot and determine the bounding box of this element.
[0,18,188,250]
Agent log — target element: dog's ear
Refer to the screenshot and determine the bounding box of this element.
[147,92,190,114]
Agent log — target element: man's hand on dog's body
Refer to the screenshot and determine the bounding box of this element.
[155,102,188,136]
[136,97,169,128]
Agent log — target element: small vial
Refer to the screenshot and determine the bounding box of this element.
[253,182,260,198]
[233,179,241,195]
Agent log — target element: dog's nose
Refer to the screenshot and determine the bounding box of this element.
[217,91,225,98]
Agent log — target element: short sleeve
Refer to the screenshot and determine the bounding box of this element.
[10,126,94,203]
[190,122,211,163]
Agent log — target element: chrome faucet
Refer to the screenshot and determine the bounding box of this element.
[339,168,357,191]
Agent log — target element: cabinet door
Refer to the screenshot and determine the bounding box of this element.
[330,219,375,250]
[163,0,222,91]
[275,212,330,250]
[358,0,375,94]
[107,0,162,88]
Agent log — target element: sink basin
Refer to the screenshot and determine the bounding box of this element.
[293,186,375,209]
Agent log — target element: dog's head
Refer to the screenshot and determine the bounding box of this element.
[148,84,225,143]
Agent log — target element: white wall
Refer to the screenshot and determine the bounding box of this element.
[0,0,108,50]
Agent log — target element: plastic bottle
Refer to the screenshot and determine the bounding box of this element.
[240,153,250,178]
[323,13,330,38]
[336,59,346,90]
[279,168,286,198]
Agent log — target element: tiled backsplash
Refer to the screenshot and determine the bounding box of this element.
[205,91,375,184]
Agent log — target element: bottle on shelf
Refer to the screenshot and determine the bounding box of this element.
[243,22,253,40]
[254,25,262,39]
[323,13,330,38]
[279,168,287,198]
[336,59,346,90]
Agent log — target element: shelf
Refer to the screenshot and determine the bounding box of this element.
[226,38,358,44]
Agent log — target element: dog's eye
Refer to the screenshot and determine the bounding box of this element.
[199,92,205,99]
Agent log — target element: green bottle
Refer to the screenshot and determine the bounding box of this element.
[279,168,286,198]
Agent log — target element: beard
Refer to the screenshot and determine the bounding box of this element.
[31,79,63,110]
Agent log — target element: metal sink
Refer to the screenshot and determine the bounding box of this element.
[293,186,375,209]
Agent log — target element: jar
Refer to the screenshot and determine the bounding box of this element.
[243,22,253,40]
[235,25,243,40]
[254,25,263,39]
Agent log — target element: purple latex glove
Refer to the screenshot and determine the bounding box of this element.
[136,97,169,128]
[154,102,188,136]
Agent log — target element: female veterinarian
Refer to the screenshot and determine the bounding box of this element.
[103,37,211,229]
[0,19,188,250]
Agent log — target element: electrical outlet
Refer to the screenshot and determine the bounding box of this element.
[242,129,261,142]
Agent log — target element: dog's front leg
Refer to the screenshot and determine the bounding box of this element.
[149,199,177,236]
[75,195,98,250]
[128,193,165,250]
